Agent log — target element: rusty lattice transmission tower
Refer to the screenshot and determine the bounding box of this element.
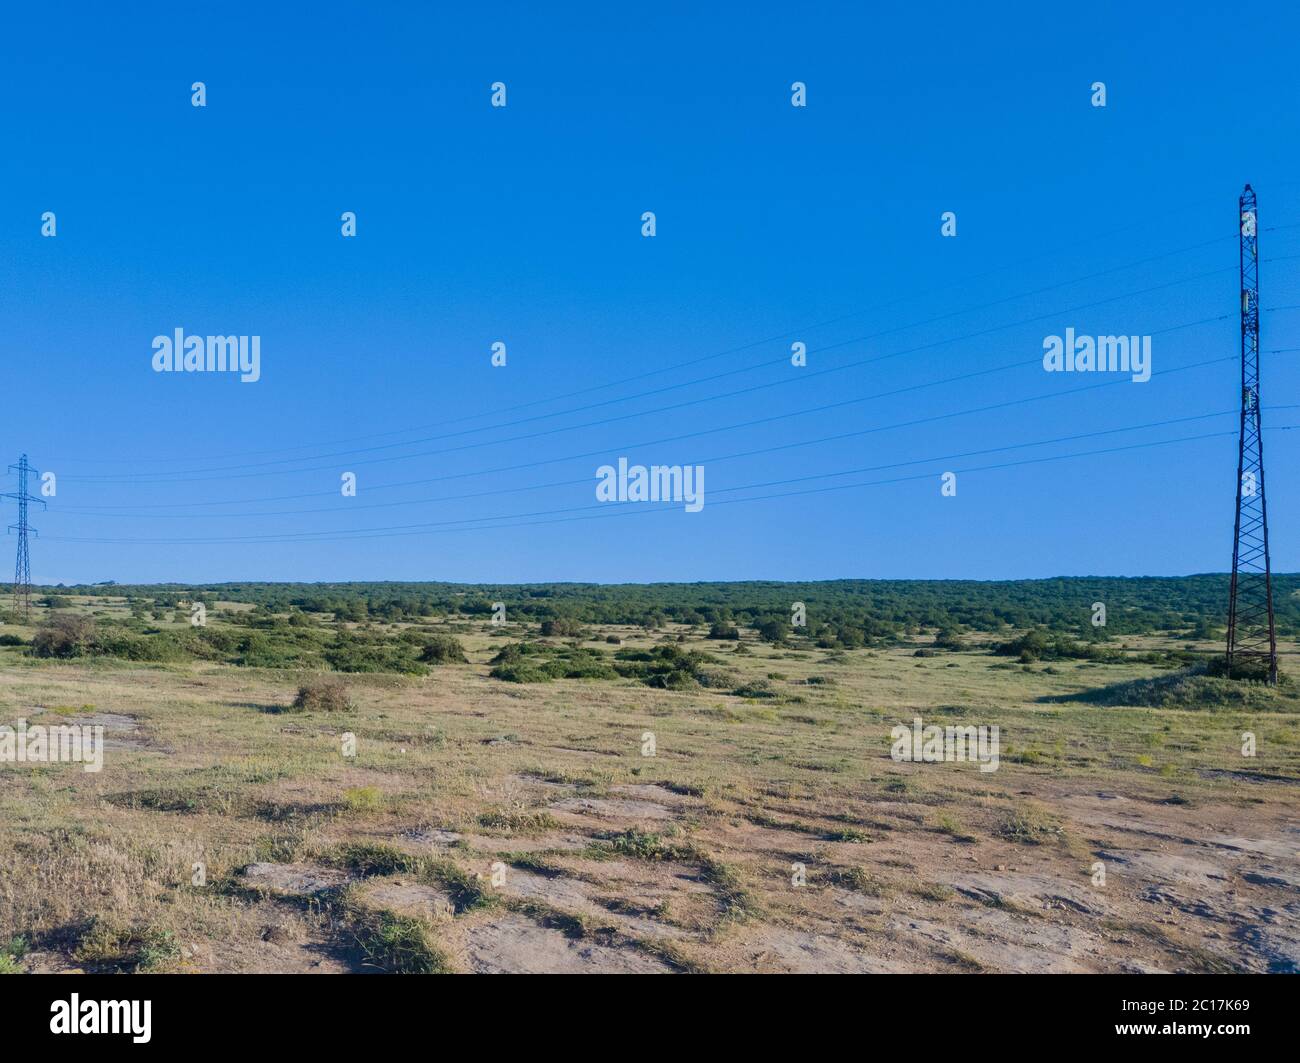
[2,454,45,621]
[1226,185,1278,683]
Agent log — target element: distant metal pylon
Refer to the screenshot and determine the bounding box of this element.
[2,454,45,621]
[1226,185,1278,683]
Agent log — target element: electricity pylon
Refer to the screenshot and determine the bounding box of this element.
[1226,185,1278,683]
[2,454,45,621]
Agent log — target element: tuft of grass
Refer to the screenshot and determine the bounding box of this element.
[342,786,384,813]
[699,857,759,925]
[595,829,697,862]
[73,917,181,973]
[930,812,978,843]
[287,676,354,713]
[47,703,94,716]
[996,804,1066,846]
[631,936,708,974]
[0,935,28,974]
[533,909,595,939]
[344,905,452,974]
[823,826,870,843]
[942,948,986,971]
[422,859,497,912]
[253,831,309,864]
[478,808,559,836]
[327,842,422,877]
[503,852,566,875]
[1009,746,1047,765]
[912,881,955,902]
[825,866,891,897]
[106,784,252,816]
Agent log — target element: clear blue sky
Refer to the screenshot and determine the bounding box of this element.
[2,1,1297,584]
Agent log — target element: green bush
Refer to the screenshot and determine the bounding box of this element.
[31,615,96,658]
[1064,666,1294,710]
[324,633,426,674]
[934,627,966,650]
[647,669,699,690]
[91,630,187,662]
[420,634,468,664]
[613,644,721,689]
[994,629,1112,662]
[489,661,551,683]
[540,618,586,638]
[1206,655,1275,682]
[488,642,617,683]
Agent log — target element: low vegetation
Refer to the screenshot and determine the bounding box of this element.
[1,578,1297,974]
[290,677,354,713]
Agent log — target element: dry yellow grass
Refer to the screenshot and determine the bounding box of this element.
[2,613,1297,973]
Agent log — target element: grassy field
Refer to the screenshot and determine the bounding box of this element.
[2,596,1298,974]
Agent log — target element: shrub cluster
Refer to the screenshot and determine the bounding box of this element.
[488,642,617,683]
[993,630,1115,663]
[612,645,730,690]
[420,634,468,664]
[539,618,587,638]
[290,677,354,712]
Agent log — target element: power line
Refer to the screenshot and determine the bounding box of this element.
[55,342,1240,514]
[44,426,1288,547]
[52,218,1258,467]
[63,269,1244,485]
[50,406,1247,520]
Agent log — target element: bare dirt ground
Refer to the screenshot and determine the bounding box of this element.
[1,619,1297,974]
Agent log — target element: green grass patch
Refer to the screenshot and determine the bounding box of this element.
[478,808,559,836]
[73,917,181,973]
[344,905,452,974]
[326,842,423,877]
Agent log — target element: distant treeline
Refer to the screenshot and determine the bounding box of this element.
[44,575,1300,643]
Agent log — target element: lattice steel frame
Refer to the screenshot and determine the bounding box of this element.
[1226,185,1278,683]
[3,454,44,621]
